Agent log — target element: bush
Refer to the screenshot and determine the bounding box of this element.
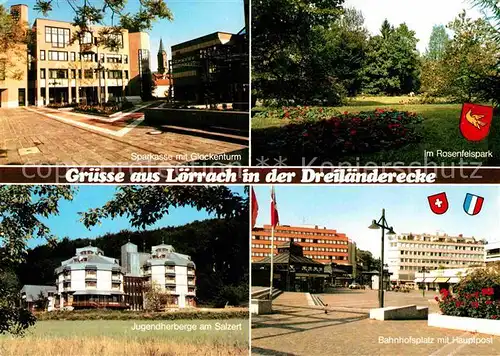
[73,101,134,116]
[213,284,249,308]
[34,309,249,321]
[252,107,424,163]
[436,266,500,320]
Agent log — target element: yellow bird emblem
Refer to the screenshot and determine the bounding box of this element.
[465,109,487,130]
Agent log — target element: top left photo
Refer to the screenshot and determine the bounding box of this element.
[0,0,249,166]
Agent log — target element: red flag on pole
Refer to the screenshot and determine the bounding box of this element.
[251,187,259,228]
[271,187,279,227]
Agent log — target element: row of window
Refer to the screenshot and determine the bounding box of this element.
[253,236,349,245]
[45,26,124,48]
[391,242,484,251]
[251,243,348,253]
[40,50,128,64]
[0,59,6,81]
[251,252,347,260]
[400,251,482,259]
[40,68,129,80]
[399,261,471,270]
[263,229,342,237]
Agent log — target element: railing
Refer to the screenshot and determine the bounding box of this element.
[188,280,195,286]
[72,301,128,308]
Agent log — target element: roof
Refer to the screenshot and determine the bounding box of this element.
[146,251,195,268]
[55,250,120,273]
[253,251,323,266]
[21,285,57,302]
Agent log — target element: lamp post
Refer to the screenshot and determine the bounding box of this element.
[420,267,429,297]
[368,209,396,308]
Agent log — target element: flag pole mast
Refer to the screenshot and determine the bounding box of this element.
[269,186,274,300]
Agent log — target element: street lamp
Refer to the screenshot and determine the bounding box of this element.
[368,208,396,308]
[420,267,429,297]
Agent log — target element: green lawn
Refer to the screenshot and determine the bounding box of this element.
[252,96,500,166]
[0,319,249,355]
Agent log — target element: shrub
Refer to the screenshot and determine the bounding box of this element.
[252,108,424,163]
[436,266,500,320]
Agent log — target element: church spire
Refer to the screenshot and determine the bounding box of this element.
[159,38,164,54]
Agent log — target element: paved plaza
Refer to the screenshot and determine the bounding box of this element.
[0,107,247,165]
[252,290,500,356]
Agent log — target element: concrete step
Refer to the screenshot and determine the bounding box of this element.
[370,304,429,321]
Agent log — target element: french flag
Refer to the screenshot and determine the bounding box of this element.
[463,193,484,216]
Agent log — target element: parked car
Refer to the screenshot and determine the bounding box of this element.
[348,282,363,289]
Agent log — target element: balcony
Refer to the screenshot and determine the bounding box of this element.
[188,279,196,286]
[165,279,176,285]
[187,270,195,276]
[165,269,176,275]
[111,276,122,282]
[63,274,71,281]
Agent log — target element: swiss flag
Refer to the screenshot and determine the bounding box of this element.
[427,192,449,215]
[459,103,494,142]
[251,187,259,228]
[271,187,279,227]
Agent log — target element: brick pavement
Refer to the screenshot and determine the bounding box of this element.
[0,108,247,165]
[251,291,500,355]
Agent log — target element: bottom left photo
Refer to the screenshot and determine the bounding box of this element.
[0,185,249,356]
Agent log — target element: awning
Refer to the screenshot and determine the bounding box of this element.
[414,277,424,283]
[448,277,460,283]
[435,277,450,283]
[424,277,436,283]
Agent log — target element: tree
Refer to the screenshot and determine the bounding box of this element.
[80,186,248,229]
[252,0,346,105]
[0,5,28,81]
[0,186,74,335]
[362,21,420,95]
[144,281,169,311]
[442,11,499,102]
[426,25,449,60]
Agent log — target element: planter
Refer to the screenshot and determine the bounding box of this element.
[428,313,500,335]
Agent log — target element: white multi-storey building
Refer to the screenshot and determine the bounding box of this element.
[485,241,500,263]
[141,244,196,308]
[54,245,125,309]
[387,232,486,284]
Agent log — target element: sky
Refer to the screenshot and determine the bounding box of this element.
[28,185,245,248]
[344,0,483,53]
[253,185,500,258]
[4,0,245,72]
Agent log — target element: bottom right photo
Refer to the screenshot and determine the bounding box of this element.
[250,186,500,356]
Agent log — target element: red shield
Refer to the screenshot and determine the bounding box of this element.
[428,192,448,215]
[459,103,494,142]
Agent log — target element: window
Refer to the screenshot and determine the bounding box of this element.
[99,53,105,63]
[123,55,128,64]
[84,69,93,79]
[48,51,68,61]
[108,70,122,79]
[106,54,122,63]
[79,53,94,62]
[45,26,70,48]
[81,31,93,44]
[40,50,45,60]
[0,59,5,80]
[40,68,46,79]
[71,69,76,79]
[49,69,68,79]
[70,52,75,61]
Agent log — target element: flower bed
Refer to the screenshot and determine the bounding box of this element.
[252,107,424,162]
[429,266,500,335]
[73,101,134,116]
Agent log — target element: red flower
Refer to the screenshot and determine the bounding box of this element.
[284,111,290,118]
[343,111,349,115]
[486,300,493,305]
[350,129,357,136]
[492,315,498,320]
[303,132,309,137]
[434,296,439,302]
[473,291,480,298]
[482,287,494,296]
[440,289,450,298]
[471,301,479,308]
[455,301,463,307]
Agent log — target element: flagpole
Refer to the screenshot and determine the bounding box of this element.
[270,224,274,300]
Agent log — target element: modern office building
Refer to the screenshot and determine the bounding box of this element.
[387,232,486,284]
[485,241,500,263]
[121,242,196,309]
[0,4,29,107]
[54,245,126,310]
[169,28,248,106]
[1,4,151,107]
[252,225,352,265]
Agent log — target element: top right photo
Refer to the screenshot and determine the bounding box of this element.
[251,0,500,167]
